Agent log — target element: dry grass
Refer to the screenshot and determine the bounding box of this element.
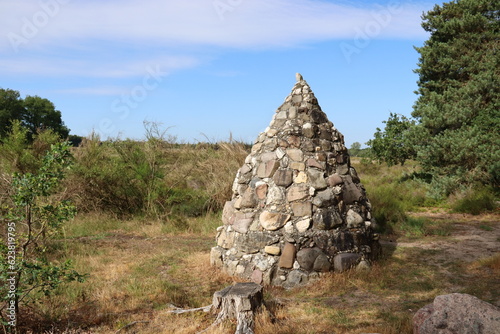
[12,210,500,333]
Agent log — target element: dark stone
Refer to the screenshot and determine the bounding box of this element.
[313,253,331,272]
[296,247,322,271]
[273,168,294,187]
[342,176,363,204]
[236,232,280,254]
[333,253,361,272]
[312,208,343,230]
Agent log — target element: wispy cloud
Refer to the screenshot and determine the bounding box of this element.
[0,0,431,83]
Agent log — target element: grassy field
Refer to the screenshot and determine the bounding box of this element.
[19,210,499,334]
[1,132,498,333]
[9,155,498,334]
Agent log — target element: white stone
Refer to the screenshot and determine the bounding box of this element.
[294,171,308,183]
[276,147,286,159]
[346,209,364,228]
[236,264,245,274]
[309,187,316,196]
[296,218,311,233]
[284,221,294,234]
[293,260,300,269]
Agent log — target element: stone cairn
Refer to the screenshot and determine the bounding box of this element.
[211,74,381,288]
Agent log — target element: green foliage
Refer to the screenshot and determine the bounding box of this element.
[68,123,215,219]
[451,187,497,215]
[348,142,371,158]
[367,113,417,166]
[0,89,24,138]
[0,89,70,141]
[411,0,500,195]
[0,120,63,174]
[1,141,85,325]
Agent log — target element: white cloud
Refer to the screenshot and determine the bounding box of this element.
[1,0,430,51]
[0,0,432,83]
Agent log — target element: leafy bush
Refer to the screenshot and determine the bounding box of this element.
[451,187,497,215]
[0,142,85,326]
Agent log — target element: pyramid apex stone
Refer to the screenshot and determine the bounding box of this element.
[295,73,303,82]
[211,75,381,288]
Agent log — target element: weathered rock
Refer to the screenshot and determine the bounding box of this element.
[295,218,311,232]
[413,293,500,334]
[260,211,290,231]
[313,208,343,230]
[264,245,281,255]
[346,209,364,228]
[333,253,361,272]
[273,168,293,187]
[291,202,312,217]
[287,184,310,202]
[313,253,331,272]
[296,247,322,271]
[278,242,296,269]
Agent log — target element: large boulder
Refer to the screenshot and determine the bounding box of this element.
[413,293,500,334]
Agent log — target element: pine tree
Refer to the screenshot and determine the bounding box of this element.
[412,0,500,195]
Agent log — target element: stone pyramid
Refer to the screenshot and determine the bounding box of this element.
[211,74,380,288]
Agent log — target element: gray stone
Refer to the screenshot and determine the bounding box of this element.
[235,232,280,254]
[278,242,296,269]
[302,123,316,138]
[222,200,236,225]
[286,148,304,161]
[413,293,500,334]
[312,189,335,207]
[291,202,312,217]
[284,270,308,288]
[217,228,236,249]
[313,253,331,272]
[346,209,364,228]
[333,253,360,272]
[240,187,257,209]
[343,176,363,204]
[233,212,255,234]
[257,159,280,178]
[306,158,324,170]
[308,169,327,190]
[210,246,224,267]
[287,184,309,202]
[313,208,343,230]
[296,247,322,271]
[266,185,285,205]
[356,260,371,271]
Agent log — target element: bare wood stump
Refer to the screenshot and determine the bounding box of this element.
[212,282,263,334]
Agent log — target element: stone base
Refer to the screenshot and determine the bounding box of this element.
[212,226,380,288]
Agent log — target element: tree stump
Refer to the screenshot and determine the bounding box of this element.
[211,282,263,334]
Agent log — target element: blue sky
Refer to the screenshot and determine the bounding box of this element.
[1,0,444,147]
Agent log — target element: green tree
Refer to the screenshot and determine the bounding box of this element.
[0,90,70,141]
[0,142,85,327]
[367,113,417,166]
[411,0,500,194]
[0,89,24,138]
[22,95,70,141]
